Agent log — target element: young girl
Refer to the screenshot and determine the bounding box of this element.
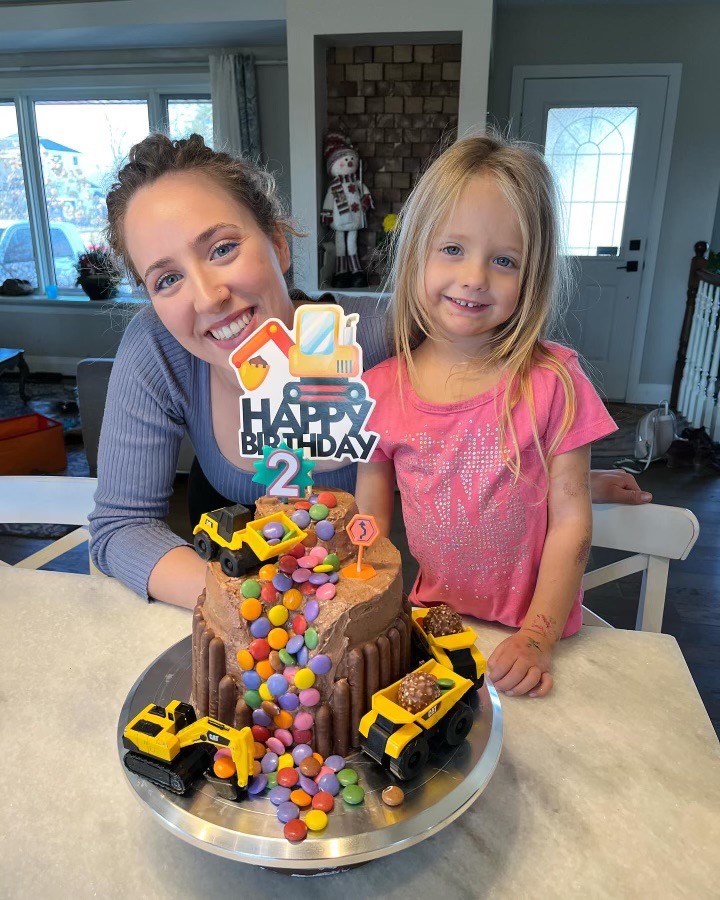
[355,134,618,698]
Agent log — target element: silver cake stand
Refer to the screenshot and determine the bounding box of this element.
[117,635,503,873]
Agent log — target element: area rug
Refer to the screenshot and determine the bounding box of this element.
[591,402,655,463]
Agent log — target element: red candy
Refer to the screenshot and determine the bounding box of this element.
[261,584,278,604]
[293,615,308,634]
[278,555,298,574]
[312,791,334,813]
[249,639,270,661]
[284,819,308,842]
[277,767,299,787]
[300,582,316,596]
[251,725,271,743]
[288,543,306,559]
[291,728,313,745]
[294,500,312,511]
[317,491,337,508]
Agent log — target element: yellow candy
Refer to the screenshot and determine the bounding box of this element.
[259,683,273,701]
[278,753,294,770]
[240,598,262,621]
[268,605,289,626]
[237,650,254,671]
[294,668,316,690]
[313,564,334,573]
[283,589,303,610]
[305,809,328,831]
[268,627,289,649]
[259,564,277,581]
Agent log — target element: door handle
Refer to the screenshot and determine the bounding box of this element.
[617,261,639,272]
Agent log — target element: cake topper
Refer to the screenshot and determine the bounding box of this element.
[341,513,379,580]
[252,442,315,500]
[230,303,379,463]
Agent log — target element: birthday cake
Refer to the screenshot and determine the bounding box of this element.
[191,487,410,758]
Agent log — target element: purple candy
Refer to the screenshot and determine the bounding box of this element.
[318,772,340,795]
[299,775,319,796]
[291,568,311,583]
[296,646,309,667]
[304,599,320,622]
[250,617,272,638]
[309,654,331,675]
[247,774,268,795]
[263,521,285,541]
[292,744,313,764]
[286,634,305,655]
[279,692,300,711]
[309,572,329,585]
[325,755,345,773]
[269,785,291,806]
[272,572,294,593]
[242,670,262,689]
[252,709,272,727]
[277,801,300,823]
[267,673,289,696]
[308,494,319,504]
[261,752,279,774]
[291,509,311,528]
[267,537,280,546]
[328,572,340,584]
[315,520,335,541]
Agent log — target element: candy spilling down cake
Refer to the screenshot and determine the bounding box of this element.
[191,488,413,759]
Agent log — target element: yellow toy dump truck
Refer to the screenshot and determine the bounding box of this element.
[192,504,307,578]
[358,660,475,781]
[122,700,254,797]
[411,608,487,690]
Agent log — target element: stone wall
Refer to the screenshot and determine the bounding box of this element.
[325,43,461,285]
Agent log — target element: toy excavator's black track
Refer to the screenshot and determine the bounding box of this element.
[123,746,211,795]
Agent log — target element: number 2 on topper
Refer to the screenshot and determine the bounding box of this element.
[265,448,302,498]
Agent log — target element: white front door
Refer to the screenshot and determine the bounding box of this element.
[515,73,673,400]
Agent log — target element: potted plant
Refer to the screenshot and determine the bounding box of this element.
[74,245,122,300]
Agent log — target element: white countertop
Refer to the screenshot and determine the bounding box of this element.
[1,567,718,899]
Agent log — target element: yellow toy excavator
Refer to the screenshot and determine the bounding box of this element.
[122,700,254,797]
[230,304,366,403]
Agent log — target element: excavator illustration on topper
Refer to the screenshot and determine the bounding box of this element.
[230,303,367,405]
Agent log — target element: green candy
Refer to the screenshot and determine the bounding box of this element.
[266,771,278,787]
[309,503,329,521]
[437,678,455,690]
[241,579,261,599]
[324,553,340,571]
[279,649,295,666]
[341,784,365,805]
[336,767,358,787]
[244,689,261,709]
[304,627,318,650]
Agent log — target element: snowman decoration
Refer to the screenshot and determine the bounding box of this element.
[321,132,374,289]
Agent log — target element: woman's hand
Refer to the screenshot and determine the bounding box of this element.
[590,469,652,505]
[487,629,554,697]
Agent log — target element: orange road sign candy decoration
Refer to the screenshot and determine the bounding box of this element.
[342,514,379,580]
[229,304,378,464]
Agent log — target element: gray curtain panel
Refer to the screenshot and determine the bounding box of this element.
[210,52,261,159]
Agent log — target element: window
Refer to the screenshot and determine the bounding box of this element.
[0,78,211,298]
[544,106,638,257]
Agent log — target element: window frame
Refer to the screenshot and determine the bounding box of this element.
[0,68,210,300]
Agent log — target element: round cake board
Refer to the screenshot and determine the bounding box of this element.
[117,635,503,874]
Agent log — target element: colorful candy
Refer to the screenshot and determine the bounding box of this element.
[283,819,307,842]
[305,809,328,831]
[315,520,335,541]
[341,784,365,805]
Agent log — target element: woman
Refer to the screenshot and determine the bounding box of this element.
[89,134,649,609]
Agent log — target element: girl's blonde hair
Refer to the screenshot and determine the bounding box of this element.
[387,131,576,483]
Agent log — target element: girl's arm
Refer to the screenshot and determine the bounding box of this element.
[354,460,396,538]
[488,443,592,697]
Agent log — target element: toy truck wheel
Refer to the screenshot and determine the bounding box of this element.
[439,700,473,747]
[194,530,215,560]
[218,548,244,578]
[390,735,429,781]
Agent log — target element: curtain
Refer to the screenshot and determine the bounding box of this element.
[209,52,261,159]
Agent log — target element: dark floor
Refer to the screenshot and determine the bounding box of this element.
[1,379,718,736]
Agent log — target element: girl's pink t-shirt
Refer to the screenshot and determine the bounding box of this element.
[363,343,617,637]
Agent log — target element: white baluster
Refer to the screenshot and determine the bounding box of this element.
[692,283,719,425]
[679,280,708,415]
[702,283,720,431]
[686,282,712,423]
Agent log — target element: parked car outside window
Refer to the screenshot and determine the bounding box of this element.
[0,220,87,290]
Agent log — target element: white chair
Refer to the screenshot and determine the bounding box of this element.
[582,503,700,633]
[0,475,98,571]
